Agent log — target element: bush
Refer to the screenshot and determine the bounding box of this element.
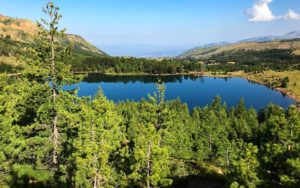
[281,77,290,88]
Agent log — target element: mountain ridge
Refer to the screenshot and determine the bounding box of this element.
[178,31,300,59]
[0,14,107,69]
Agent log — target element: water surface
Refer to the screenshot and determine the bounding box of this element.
[65,74,296,110]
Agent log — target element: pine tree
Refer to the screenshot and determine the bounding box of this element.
[73,91,122,188]
[0,1,82,186]
[33,1,80,167]
[128,84,172,188]
[229,143,260,188]
[192,97,231,167]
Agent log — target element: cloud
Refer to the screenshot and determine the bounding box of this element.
[247,0,276,22]
[247,0,300,22]
[284,9,300,20]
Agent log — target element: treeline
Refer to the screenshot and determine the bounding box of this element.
[70,56,202,74]
[205,49,300,72]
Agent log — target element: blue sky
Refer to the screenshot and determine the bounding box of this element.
[1,0,300,56]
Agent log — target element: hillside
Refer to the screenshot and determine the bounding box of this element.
[0,14,107,72]
[179,38,300,60]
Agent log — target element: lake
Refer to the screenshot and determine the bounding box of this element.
[65,73,296,110]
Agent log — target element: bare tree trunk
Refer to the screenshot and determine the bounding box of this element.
[147,141,152,188]
[52,115,58,165]
[93,162,99,188]
[51,28,59,166]
[91,120,99,188]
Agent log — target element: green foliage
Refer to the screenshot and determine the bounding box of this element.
[281,76,290,88]
[73,91,122,187]
[11,164,54,186]
[205,49,300,72]
[70,56,202,74]
[126,84,173,187]
[229,143,260,188]
[1,2,300,188]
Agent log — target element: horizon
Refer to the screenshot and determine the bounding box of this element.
[1,0,300,57]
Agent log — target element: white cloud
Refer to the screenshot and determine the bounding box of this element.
[284,9,300,20]
[247,0,300,22]
[247,0,276,22]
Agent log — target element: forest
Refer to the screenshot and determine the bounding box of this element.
[0,2,300,188]
[205,48,300,73]
[69,56,202,75]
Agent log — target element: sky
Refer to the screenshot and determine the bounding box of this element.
[1,0,300,56]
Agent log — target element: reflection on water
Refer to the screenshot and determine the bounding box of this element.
[82,73,206,84]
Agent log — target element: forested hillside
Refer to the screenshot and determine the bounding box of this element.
[0,14,106,72]
[0,14,202,75]
[206,48,300,72]
[179,39,300,72]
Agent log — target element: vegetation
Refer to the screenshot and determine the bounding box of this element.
[179,39,300,60]
[71,56,202,74]
[0,2,300,188]
[0,14,106,73]
[205,49,300,72]
[0,14,202,75]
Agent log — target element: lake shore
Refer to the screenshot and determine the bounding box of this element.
[86,71,300,106]
[204,71,300,107]
[3,71,300,107]
[242,75,300,108]
[73,71,206,76]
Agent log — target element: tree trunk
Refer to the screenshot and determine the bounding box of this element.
[51,28,59,166]
[52,114,58,165]
[93,163,99,188]
[91,119,100,188]
[147,141,152,188]
[226,148,230,167]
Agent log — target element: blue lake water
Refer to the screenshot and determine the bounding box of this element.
[65,74,296,110]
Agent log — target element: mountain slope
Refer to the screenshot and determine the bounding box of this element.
[0,14,107,71]
[178,32,300,60]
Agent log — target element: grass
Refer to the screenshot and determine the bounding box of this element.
[292,50,300,55]
[206,70,300,103]
[246,71,300,98]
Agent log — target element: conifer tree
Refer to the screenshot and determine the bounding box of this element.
[73,91,122,188]
[229,143,260,188]
[32,1,80,167]
[128,84,172,188]
[0,1,81,186]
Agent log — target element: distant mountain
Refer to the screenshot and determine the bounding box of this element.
[238,31,300,43]
[196,41,231,49]
[98,44,187,58]
[0,14,107,69]
[141,49,187,58]
[178,31,300,59]
[238,36,277,43]
[282,31,300,40]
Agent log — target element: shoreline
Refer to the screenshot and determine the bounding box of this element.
[241,76,300,107]
[73,71,206,76]
[3,71,300,107]
[87,71,300,105]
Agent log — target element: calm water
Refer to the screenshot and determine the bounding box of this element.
[65,73,296,110]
